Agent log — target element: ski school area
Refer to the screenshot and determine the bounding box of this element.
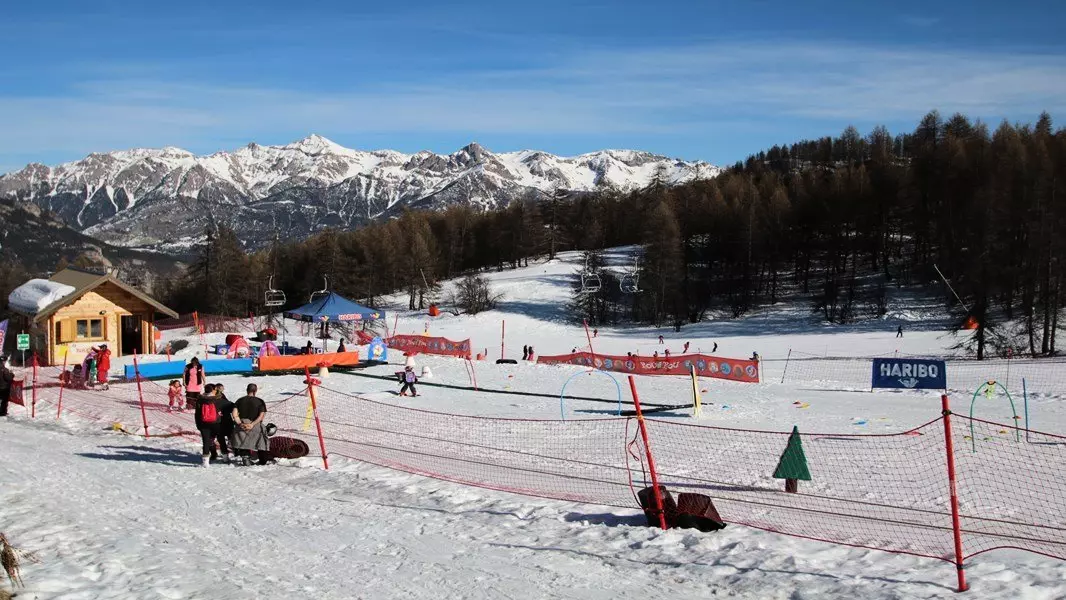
[2,255,1066,599]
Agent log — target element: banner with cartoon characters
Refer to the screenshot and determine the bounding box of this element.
[386,334,472,359]
[536,351,760,382]
[367,337,388,362]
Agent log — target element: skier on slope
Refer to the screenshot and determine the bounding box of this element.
[399,366,419,397]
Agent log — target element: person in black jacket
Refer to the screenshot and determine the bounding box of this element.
[195,384,231,467]
[0,355,14,417]
[213,383,235,463]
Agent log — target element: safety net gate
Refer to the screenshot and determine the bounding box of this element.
[16,363,1066,592]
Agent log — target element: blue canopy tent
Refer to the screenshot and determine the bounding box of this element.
[282,292,385,352]
[284,292,385,323]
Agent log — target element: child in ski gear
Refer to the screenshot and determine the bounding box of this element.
[527,346,535,361]
[400,366,418,397]
[167,380,183,411]
[86,351,98,388]
[232,383,269,465]
[95,345,111,384]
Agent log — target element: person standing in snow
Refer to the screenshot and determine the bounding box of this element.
[86,350,98,389]
[664,349,671,358]
[195,384,225,467]
[658,335,664,344]
[167,380,183,412]
[0,355,14,417]
[337,339,346,353]
[712,342,718,353]
[683,342,690,354]
[213,383,235,462]
[896,325,903,338]
[522,345,529,360]
[95,344,111,386]
[527,346,535,361]
[183,357,205,410]
[399,366,418,397]
[232,383,269,466]
[592,328,598,338]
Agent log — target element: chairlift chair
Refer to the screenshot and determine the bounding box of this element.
[619,257,642,294]
[264,276,287,307]
[309,276,331,303]
[620,273,641,294]
[578,256,602,294]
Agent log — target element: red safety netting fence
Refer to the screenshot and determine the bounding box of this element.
[771,353,1066,400]
[11,365,1066,587]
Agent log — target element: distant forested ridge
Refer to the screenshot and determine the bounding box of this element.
[154,111,1065,360]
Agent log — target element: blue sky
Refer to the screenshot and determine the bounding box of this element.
[2,0,1065,173]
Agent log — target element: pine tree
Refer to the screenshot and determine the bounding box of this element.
[772,426,811,493]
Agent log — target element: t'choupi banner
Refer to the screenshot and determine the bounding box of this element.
[537,351,760,383]
[387,334,472,359]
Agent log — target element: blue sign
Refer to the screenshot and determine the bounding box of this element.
[367,337,388,363]
[871,358,946,390]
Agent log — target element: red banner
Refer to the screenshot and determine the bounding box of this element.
[387,334,472,359]
[536,352,760,382]
[10,380,24,406]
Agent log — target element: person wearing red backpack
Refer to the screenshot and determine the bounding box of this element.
[195,384,227,467]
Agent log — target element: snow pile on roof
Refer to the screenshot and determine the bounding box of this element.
[8,279,77,315]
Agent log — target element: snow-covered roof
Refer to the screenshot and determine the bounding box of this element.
[6,268,178,322]
[8,279,76,316]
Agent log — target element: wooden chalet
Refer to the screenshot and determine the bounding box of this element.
[7,267,178,366]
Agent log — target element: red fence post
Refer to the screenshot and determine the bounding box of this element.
[133,352,150,439]
[304,367,330,470]
[941,393,969,592]
[468,358,479,391]
[31,352,38,419]
[56,351,69,419]
[627,375,668,530]
[583,318,597,357]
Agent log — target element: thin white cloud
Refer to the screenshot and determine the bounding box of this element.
[2,41,1065,167]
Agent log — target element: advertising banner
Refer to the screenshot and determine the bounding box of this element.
[387,334,472,359]
[871,358,947,390]
[537,352,760,383]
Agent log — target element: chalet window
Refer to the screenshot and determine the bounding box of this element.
[74,318,105,341]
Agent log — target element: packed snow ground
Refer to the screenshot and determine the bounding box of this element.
[3,249,1066,599]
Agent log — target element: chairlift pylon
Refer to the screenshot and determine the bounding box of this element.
[309,276,331,303]
[264,275,286,307]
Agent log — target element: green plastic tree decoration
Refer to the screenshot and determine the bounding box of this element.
[773,426,811,493]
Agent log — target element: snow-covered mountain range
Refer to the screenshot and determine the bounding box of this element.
[0,135,719,252]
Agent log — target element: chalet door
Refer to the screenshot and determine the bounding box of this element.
[121,315,142,356]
